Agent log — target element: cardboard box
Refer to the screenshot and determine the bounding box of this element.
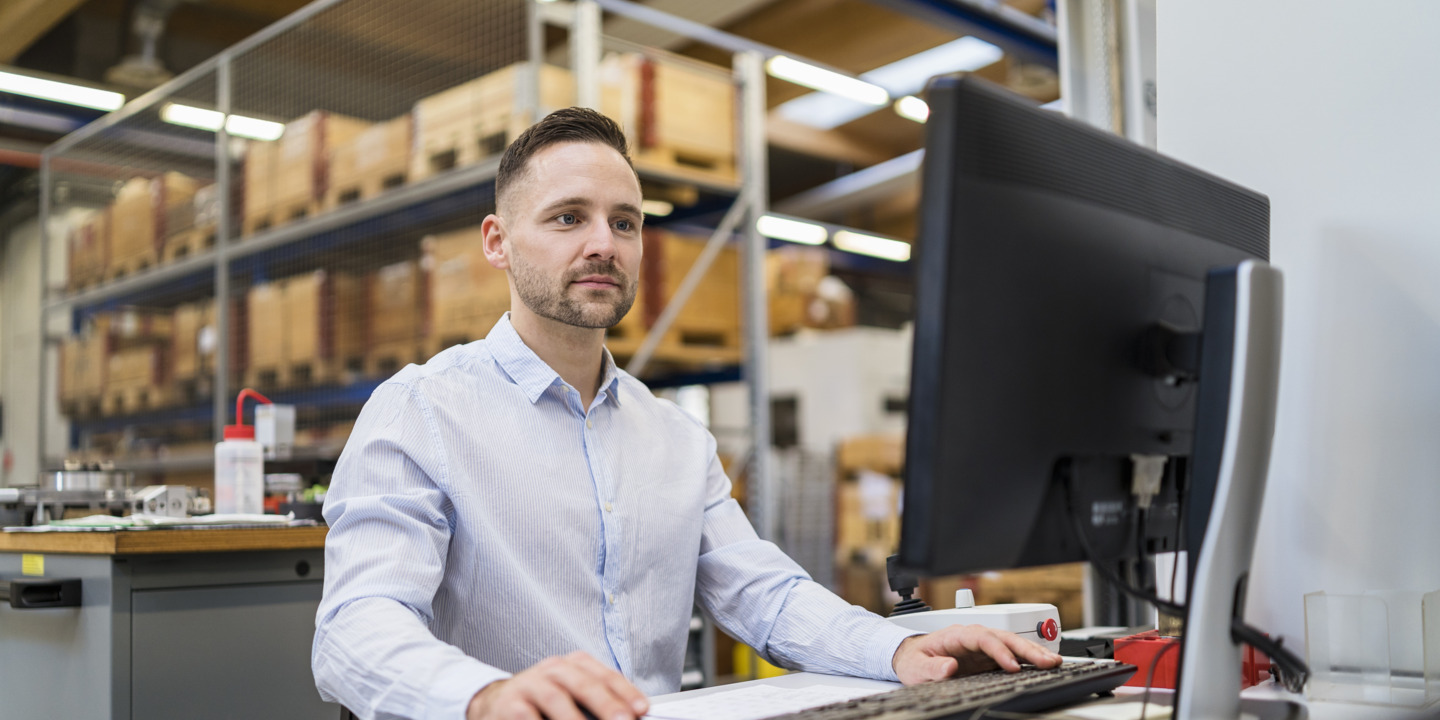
[110,173,200,274]
[411,62,577,182]
[629,53,736,178]
[243,110,370,229]
[247,282,286,372]
[834,472,903,568]
[422,228,510,348]
[836,434,905,476]
[327,114,412,206]
[610,228,740,352]
[105,346,166,394]
[59,332,107,409]
[284,269,364,370]
[368,260,424,347]
[171,300,215,380]
[67,209,110,289]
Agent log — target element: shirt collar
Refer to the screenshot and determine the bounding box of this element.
[486,313,623,407]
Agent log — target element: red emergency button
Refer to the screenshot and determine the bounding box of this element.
[1037,618,1059,641]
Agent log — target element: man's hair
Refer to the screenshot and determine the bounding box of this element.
[496,107,635,212]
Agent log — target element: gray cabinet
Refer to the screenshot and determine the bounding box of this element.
[0,548,337,719]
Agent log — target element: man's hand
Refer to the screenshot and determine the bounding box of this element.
[891,625,1064,685]
[467,651,650,720]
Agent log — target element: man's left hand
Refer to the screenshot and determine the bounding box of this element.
[891,625,1064,685]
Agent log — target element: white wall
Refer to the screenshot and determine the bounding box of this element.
[1158,1,1440,649]
[2,211,73,487]
[710,326,912,459]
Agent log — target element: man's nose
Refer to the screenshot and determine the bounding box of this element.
[583,220,617,259]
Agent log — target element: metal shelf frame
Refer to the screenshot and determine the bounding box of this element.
[37,0,927,538]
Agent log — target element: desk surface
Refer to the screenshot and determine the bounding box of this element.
[652,672,1440,720]
[0,526,328,555]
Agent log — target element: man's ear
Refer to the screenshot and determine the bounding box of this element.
[481,214,509,270]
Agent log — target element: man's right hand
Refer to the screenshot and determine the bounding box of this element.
[467,651,650,720]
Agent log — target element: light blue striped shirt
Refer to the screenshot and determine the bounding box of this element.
[313,314,919,720]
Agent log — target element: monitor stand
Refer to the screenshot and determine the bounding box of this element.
[1171,261,1301,719]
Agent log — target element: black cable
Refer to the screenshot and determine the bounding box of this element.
[1061,469,1184,616]
[1231,618,1309,693]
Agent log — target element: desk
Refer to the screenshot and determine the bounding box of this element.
[651,671,1440,720]
[0,526,336,720]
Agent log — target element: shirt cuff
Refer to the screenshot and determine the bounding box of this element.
[864,620,926,682]
[424,659,513,720]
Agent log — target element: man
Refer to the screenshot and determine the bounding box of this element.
[313,108,1062,720]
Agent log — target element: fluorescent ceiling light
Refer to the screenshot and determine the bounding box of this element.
[765,56,888,107]
[833,230,911,262]
[757,214,827,245]
[894,96,930,123]
[0,70,124,112]
[776,36,1002,130]
[641,199,673,217]
[161,103,284,141]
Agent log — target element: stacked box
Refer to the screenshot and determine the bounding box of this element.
[171,300,215,381]
[284,269,365,383]
[67,209,110,289]
[163,183,219,262]
[103,345,167,415]
[59,332,107,415]
[834,471,903,568]
[422,228,509,351]
[631,54,736,180]
[326,114,412,207]
[246,282,286,385]
[367,260,425,374]
[411,62,576,182]
[110,173,201,276]
[243,110,370,235]
[608,228,741,361]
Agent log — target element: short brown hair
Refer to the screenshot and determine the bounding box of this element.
[496,107,635,211]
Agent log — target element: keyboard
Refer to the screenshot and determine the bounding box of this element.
[764,662,1137,720]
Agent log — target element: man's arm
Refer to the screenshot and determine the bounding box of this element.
[692,439,1060,683]
[313,381,508,720]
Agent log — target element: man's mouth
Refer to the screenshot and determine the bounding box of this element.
[572,275,620,290]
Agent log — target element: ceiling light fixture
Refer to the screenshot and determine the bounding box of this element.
[0,70,124,112]
[833,229,911,262]
[161,103,284,141]
[756,214,828,245]
[641,199,674,217]
[894,95,930,123]
[765,56,889,107]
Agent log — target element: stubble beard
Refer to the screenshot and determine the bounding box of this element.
[510,252,637,329]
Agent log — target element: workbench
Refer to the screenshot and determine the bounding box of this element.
[0,526,336,719]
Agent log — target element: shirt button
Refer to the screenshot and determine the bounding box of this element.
[608,593,616,605]
[604,502,613,513]
[586,419,593,429]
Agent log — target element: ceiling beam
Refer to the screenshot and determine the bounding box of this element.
[0,0,89,64]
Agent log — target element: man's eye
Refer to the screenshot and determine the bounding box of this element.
[615,219,633,232]
[557,213,578,225]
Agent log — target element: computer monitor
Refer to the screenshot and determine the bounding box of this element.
[899,76,1291,718]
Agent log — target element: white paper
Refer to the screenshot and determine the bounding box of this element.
[646,685,887,720]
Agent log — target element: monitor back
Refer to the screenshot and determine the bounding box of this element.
[900,76,1269,576]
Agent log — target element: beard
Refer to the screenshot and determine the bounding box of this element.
[510,252,637,329]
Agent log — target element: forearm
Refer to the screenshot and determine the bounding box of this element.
[758,573,921,681]
[314,596,511,720]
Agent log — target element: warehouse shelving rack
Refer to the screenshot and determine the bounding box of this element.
[35,0,922,546]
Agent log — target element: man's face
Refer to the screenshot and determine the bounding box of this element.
[496,141,643,329]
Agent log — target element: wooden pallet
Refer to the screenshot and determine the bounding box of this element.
[101,386,165,417]
[634,146,737,186]
[61,396,104,420]
[422,333,484,362]
[107,253,159,281]
[606,327,743,369]
[162,226,217,263]
[324,169,408,210]
[241,198,323,237]
[411,123,515,183]
[282,354,365,387]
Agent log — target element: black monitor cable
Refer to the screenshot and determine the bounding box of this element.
[1061,469,1184,616]
[1063,463,1310,695]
